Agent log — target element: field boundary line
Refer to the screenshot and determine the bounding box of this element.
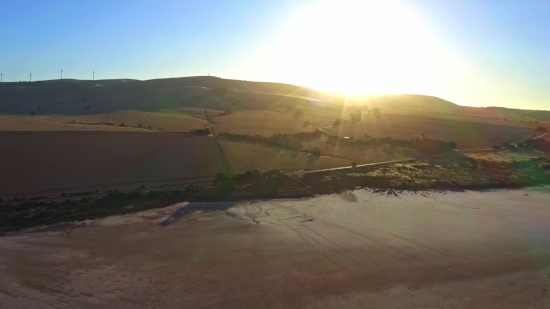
[205,108,235,174]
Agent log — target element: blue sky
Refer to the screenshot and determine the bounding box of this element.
[1,0,549,110]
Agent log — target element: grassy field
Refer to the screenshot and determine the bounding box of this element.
[214,110,312,135]
[0,132,229,197]
[301,137,409,162]
[219,139,355,172]
[324,113,537,149]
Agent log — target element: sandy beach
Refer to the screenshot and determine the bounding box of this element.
[2,187,550,308]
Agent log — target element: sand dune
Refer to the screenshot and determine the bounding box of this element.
[2,188,550,308]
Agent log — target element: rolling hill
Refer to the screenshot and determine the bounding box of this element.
[1,76,548,122]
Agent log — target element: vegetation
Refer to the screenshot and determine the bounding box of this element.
[305,146,321,156]
[219,131,323,151]
[220,131,457,155]
[350,109,362,124]
[3,146,550,234]
[213,169,288,191]
[190,128,211,135]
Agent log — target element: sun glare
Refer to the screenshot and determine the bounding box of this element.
[274,0,447,96]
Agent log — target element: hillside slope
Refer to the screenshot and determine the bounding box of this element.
[1,76,548,122]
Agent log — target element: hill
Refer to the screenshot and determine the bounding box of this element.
[1,76,548,122]
[0,75,547,197]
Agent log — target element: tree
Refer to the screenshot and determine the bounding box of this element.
[449,141,457,150]
[293,109,303,119]
[372,107,381,116]
[350,110,362,124]
[212,173,235,189]
[308,147,321,156]
[190,128,210,135]
[351,162,357,168]
[138,124,142,128]
[30,111,36,116]
[120,123,125,127]
[333,119,341,127]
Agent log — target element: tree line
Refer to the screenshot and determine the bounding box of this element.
[219,130,457,155]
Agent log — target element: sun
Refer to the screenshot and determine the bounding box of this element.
[273,0,446,96]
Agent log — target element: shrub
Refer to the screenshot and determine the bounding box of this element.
[190,128,210,135]
[350,110,362,124]
[106,190,143,201]
[307,147,321,156]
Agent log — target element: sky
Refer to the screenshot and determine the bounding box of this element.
[1,0,549,110]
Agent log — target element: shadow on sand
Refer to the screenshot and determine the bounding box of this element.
[159,201,238,227]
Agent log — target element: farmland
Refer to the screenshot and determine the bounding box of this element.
[219,139,355,172]
[0,132,229,197]
[0,110,208,132]
[324,113,537,149]
[0,76,549,198]
[214,110,312,135]
[213,108,539,149]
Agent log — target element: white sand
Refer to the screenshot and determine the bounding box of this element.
[2,188,550,308]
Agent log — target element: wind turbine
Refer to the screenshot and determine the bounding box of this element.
[93,70,95,81]
[30,73,32,82]
[1,73,2,83]
[61,69,63,80]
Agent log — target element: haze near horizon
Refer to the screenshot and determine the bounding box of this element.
[1,0,549,110]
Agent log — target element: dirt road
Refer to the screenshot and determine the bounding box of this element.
[2,187,550,308]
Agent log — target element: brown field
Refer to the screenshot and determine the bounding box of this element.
[0,132,229,197]
[0,111,208,132]
[2,188,550,308]
[220,139,355,172]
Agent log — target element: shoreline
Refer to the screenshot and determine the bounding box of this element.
[3,183,549,236]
